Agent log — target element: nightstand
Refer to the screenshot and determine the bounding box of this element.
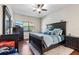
[64,36,79,50]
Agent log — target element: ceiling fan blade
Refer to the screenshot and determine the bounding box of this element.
[33,4,40,8]
[41,4,44,8]
[42,9,47,11]
[33,10,36,12]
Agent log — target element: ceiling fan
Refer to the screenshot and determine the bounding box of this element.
[33,4,47,14]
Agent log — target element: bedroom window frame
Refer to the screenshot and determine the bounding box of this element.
[16,20,34,32]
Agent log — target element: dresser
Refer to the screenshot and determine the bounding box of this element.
[64,36,79,50]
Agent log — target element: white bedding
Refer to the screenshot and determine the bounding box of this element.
[30,32,64,47]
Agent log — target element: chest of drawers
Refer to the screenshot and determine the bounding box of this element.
[64,36,79,50]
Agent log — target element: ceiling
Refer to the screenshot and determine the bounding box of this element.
[8,4,68,18]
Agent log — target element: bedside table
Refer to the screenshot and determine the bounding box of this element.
[64,36,79,50]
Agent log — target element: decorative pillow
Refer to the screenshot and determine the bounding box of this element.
[43,29,50,35]
[50,28,63,35]
[47,25,54,31]
[0,41,15,48]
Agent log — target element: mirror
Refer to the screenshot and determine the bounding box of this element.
[3,5,11,35]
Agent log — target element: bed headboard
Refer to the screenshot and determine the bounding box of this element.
[47,21,66,35]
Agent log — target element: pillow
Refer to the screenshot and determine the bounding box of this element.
[0,41,15,48]
[47,25,54,31]
[50,28,63,35]
[43,29,50,35]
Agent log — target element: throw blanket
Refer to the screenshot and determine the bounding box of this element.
[0,41,15,48]
[0,46,17,55]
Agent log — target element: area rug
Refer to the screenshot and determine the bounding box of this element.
[44,45,74,55]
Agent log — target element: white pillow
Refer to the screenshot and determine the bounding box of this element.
[51,28,63,35]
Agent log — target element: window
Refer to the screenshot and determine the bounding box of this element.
[16,20,23,27]
[16,20,34,32]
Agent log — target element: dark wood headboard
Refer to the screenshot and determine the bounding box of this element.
[47,21,66,35]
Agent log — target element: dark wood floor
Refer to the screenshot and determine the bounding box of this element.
[70,51,79,55]
[18,40,32,55]
[18,40,79,55]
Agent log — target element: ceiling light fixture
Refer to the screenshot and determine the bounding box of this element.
[33,4,47,14]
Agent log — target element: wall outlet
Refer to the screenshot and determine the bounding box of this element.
[69,33,71,36]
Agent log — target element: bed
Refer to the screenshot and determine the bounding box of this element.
[29,21,66,55]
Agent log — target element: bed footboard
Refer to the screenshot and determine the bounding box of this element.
[29,33,44,54]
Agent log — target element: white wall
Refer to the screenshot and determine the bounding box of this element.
[42,5,79,37]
